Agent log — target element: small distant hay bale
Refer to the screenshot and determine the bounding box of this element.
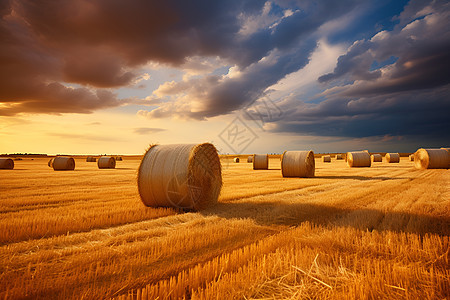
[0,158,14,169]
[336,154,343,160]
[247,155,253,163]
[233,157,240,163]
[371,154,382,162]
[253,154,269,170]
[14,157,22,161]
[281,150,315,177]
[347,151,371,167]
[116,156,123,161]
[137,143,222,211]
[86,156,96,162]
[322,155,331,163]
[414,148,449,169]
[51,156,75,171]
[98,156,116,169]
[385,153,400,163]
[409,154,415,161]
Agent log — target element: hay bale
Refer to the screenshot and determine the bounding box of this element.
[347,151,371,167]
[52,156,75,171]
[253,154,269,170]
[336,154,343,160]
[385,153,400,163]
[322,155,331,163]
[98,156,116,169]
[116,156,123,161]
[414,148,449,169]
[48,158,54,167]
[233,157,240,163]
[247,155,253,163]
[86,156,97,162]
[371,154,382,162]
[409,154,415,161]
[363,150,369,153]
[137,143,222,211]
[0,158,14,169]
[281,150,315,177]
[441,148,450,167]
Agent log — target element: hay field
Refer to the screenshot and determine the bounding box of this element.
[0,157,449,299]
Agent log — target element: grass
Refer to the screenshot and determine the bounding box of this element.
[0,157,448,299]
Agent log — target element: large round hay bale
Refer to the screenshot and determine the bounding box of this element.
[281,150,315,177]
[247,155,253,163]
[322,155,331,162]
[347,151,371,167]
[98,156,116,169]
[385,153,400,163]
[441,148,450,167]
[233,157,240,163]
[137,143,222,211]
[253,154,269,170]
[414,148,449,169]
[0,158,14,169]
[371,154,382,162]
[86,156,96,162]
[335,154,343,160]
[52,156,75,171]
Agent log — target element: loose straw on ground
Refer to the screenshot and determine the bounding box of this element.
[347,151,371,167]
[322,155,331,163]
[0,158,14,169]
[98,156,116,169]
[386,153,400,163]
[137,143,222,211]
[253,154,269,170]
[414,148,449,169]
[281,150,315,177]
[51,156,75,171]
[371,154,382,162]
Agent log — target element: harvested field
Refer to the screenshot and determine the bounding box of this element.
[0,157,448,299]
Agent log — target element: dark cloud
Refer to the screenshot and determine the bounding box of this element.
[133,127,166,135]
[1,0,360,116]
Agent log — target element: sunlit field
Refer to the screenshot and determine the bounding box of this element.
[0,157,448,299]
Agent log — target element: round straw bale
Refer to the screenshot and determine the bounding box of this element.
[322,155,331,163]
[414,148,449,169]
[116,156,123,161]
[336,154,343,160]
[409,154,414,161]
[371,154,382,162]
[0,158,14,169]
[281,150,315,177]
[233,157,240,163]
[52,156,75,170]
[347,151,371,167]
[137,143,222,211]
[385,153,400,163]
[253,154,269,170]
[86,156,97,162]
[247,155,253,163]
[441,148,450,167]
[98,156,116,169]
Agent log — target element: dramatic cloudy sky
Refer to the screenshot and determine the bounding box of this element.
[1,0,449,154]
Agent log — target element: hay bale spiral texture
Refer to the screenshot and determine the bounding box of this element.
[371,154,382,162]
[281,150,315,178]
[52,156,75,171]
[98,156,116,169]
[322,155,331,163]
[253,154,269,170]
[0,158,14,169]
[414,148,449,169]
[233,157,240,163]
[386,153,400,163]
[138,143,222,211]
[347,151,371,167]
[247,156,253,163]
